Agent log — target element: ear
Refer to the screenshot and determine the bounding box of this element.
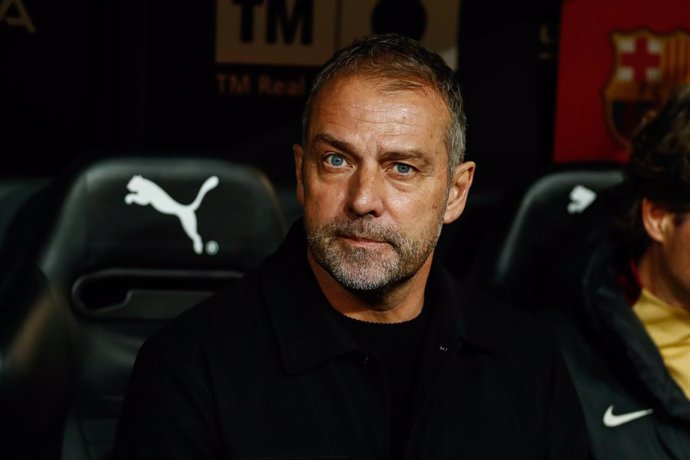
[443,161,476,224]
[293,144,305,207]
[641,197,673,243]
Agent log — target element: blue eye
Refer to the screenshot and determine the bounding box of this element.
[326,154,345,167]
[395,163,412,174]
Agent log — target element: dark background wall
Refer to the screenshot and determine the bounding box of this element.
[460,0,562,189]
[1,0,562,193]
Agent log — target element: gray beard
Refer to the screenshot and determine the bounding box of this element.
[304,215,443,294]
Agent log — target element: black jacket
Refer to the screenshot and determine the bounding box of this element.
[113,223,588,459]
[543,186,690,460]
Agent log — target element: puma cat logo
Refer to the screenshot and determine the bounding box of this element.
[125,175,219,254]
[567,185,597,214]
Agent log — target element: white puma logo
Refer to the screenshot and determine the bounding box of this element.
[125,175,219,254]
[567,185,597,214]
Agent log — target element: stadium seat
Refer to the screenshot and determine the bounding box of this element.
[0,153,287,460]
[0,177,51,279]
[0,177,50,244]
[435,187,504,281]
[471,166,623,308]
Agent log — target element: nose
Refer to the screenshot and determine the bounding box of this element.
[346,164,384,218]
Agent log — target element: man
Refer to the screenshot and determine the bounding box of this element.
[113,34,588,459]
[542,86,690,459]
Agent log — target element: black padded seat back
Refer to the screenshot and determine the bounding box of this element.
[0,177,51,284]
[0,154,287,460]
[59,157,285,320]
[42,156,285,281]
[0,177,50,246]
[476,168,623,308]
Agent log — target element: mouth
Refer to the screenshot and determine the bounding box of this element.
[338,234,389,248]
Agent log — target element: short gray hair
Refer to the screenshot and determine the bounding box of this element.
[301,33,467,172]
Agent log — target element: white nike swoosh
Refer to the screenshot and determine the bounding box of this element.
[603,405,653,427]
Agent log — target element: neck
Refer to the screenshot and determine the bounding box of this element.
[638,246,690,312]
[307,249,432,323]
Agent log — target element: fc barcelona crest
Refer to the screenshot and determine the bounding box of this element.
[604,30,690,149]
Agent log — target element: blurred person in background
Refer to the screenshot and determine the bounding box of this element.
[543,85,690,459]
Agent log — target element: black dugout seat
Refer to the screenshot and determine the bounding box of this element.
[0,177,50,254]
[472,166,623,308]
[0,153,287,459]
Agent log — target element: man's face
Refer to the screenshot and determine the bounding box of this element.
[294,75,473,293]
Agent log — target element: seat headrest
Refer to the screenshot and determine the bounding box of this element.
[484,168,623,305]
[30,155,286,280]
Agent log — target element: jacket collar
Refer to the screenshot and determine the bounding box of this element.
[259,221,484,375]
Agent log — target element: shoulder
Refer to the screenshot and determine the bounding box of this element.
[454,281,587,437]
[433,267,550,347]
[458,281,576,391]
[460,281,554,349]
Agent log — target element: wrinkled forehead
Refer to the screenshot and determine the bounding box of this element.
[309,75,450,133]
[320,73,444,102]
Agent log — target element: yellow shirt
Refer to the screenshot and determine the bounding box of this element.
[633,288,690,400]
